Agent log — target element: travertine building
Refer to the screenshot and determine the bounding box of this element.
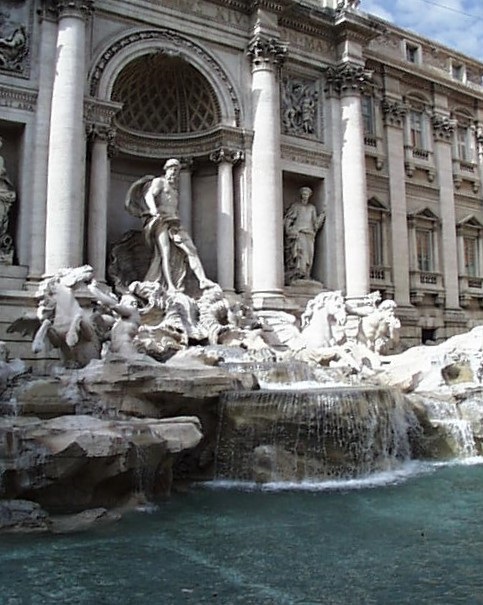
[1,0,483,359]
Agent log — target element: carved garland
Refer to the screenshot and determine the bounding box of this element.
[89,29,241,127]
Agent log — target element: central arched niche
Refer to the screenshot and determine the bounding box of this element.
[108,53,220,282]
[111,53,222,135]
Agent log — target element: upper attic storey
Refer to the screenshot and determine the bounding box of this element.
[364,15,483,92]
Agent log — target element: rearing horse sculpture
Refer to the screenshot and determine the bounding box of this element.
[9,265,103,367]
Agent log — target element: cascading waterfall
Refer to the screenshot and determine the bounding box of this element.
[215,386,421,483]
[417,397,477,457]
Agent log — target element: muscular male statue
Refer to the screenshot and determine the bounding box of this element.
[125,159,215,292]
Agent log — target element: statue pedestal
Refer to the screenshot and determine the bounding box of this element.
[284,279,325,315]
[0,264,28,291]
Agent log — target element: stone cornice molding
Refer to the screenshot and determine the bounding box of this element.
[0,85,37,112]
[381,98,407,128]
[247,35,288,69]
[333,11,382,47]
[432,114,455,142]
[281,141,331,169]
[210,147,244,165]
[249,0,295,13]
[324,62,372,96]
[84,97,122,127]
[54,0,94,19]
[113,124,247,160]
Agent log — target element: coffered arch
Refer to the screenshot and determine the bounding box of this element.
[88,28,242,128]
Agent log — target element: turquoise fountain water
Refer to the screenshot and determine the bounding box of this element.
[1,461,482,604]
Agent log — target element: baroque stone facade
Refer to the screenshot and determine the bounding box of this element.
[1,0,483,354]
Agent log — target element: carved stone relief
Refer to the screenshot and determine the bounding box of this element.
[281,75,319,138]
[0,0,31,77]
[0,136,16,264]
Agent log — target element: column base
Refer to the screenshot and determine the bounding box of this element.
[252,290,294,311]
[0,264,29,292]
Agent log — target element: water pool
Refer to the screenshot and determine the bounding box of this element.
[1,460,483,605]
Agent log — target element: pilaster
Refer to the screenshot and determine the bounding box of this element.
[432,113,460,310]
[382,98,411,307]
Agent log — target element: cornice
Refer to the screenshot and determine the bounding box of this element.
[281,140,331,168]
[0,84,37,112]
[332,12,382,46]
[113,124,248,159]
[84,97,123,125]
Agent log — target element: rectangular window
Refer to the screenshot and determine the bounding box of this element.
[410,111,424,149]
[406,44,419,64]
[361,96,375,136]
[452,63,464,81]
[457,127,468,161]
[369,220,383,266]
[464,236,478,277]
[416,229,433,272]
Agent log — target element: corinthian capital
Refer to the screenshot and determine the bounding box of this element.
[246,36,287,69]
[210,148,244,165]
[432,114,455,142]
[381,98,407,128]
[54,0,94,18]
[324,63,372,97]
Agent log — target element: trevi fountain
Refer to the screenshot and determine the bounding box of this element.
[1,159,483,604]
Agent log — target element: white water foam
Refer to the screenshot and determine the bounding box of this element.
[205,461,432,492]
[204,457,483,492]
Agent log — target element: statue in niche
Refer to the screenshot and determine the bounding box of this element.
[282,77,318,137]
[0,25,27,71]
[0,137,16,264]
[125,158,215,293]
[283,187,326,284]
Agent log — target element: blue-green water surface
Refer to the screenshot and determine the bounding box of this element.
[1,461,483,605]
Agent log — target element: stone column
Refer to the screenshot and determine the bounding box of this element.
[210,148,243,292]
[324,83,345,291]
[247,36,287,306]
[432,114,460,309]
[45,0,94,274]
[326,63,370,298]
[382,99,411,306]
[179,159,193,236]
[28,6,57,280]
[87,125,115,282]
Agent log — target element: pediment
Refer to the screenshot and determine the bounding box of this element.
[457,214,483,229]
[409,207,439,221]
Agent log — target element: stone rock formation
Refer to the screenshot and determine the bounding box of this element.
[0,413,202,512]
